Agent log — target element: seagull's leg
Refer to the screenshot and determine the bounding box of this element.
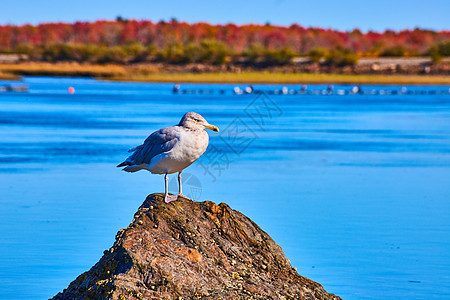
[177,171,191,200]
[164,171,169,202]
[178,171,183,195]
[164,171,178,203]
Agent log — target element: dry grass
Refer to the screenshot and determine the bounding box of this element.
[110,72,450,85]
[1,62,449,85]
[0,62,126,77]
[0,71,19,80]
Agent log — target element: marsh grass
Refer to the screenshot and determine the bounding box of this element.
[0,62,126,77]
[0,70,19,80]
[1,62,449,85]
[110,72,450,85]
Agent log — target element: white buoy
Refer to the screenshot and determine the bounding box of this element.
[233,87,243,95]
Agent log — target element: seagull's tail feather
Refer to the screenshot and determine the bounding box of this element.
[117,161,130,168]
[122,166,140,172]
[117,162,148,172]
[122,164,147,172]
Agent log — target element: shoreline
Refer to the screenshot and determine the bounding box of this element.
[1,62,449,85]
[107,73,450,85]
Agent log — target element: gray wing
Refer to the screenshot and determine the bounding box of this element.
[118,126,179,167]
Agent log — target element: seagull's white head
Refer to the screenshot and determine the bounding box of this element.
[179,112,219,132]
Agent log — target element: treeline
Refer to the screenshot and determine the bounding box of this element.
[0,19,449,66]
[13,42,298,66]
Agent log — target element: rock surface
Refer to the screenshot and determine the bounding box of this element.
[52,194,341,299]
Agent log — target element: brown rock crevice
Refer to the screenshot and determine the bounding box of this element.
[52,193,341,300]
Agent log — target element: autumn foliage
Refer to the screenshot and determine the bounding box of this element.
[0,19,449,65]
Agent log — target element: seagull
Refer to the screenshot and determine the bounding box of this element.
[117,112,219,203]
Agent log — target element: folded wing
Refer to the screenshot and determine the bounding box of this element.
[117,127,179,171]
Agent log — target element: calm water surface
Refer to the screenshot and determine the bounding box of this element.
[0,77,449,299]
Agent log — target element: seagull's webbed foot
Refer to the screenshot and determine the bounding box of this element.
[177,193,191,201]
[164,194,179,203]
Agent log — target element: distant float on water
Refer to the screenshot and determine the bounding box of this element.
[172,84,450,96]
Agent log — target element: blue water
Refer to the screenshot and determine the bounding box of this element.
[1,77,449,299]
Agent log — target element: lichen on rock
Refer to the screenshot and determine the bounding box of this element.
[52,193,341,300]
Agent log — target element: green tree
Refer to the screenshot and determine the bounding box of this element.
[243,44,266,65]
[436,40,450,56]
[308,47,329,63]
[380,45,406,57]
[198,40,230,64]
[264,47,296,65]
[325,47,358,66]
[243,45,295,66]
[428,45,443,63]
[157,43,186,64]
[97,46,128,64]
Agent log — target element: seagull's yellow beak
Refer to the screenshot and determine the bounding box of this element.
[205,124,219,132]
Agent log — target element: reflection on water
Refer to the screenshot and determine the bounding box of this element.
[0,77,449,299]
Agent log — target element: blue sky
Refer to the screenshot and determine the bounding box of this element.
[0,0,448,32]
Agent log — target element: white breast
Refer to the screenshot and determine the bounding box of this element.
[148,129,209,174]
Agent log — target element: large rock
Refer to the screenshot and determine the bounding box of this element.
[52,194,341,299]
